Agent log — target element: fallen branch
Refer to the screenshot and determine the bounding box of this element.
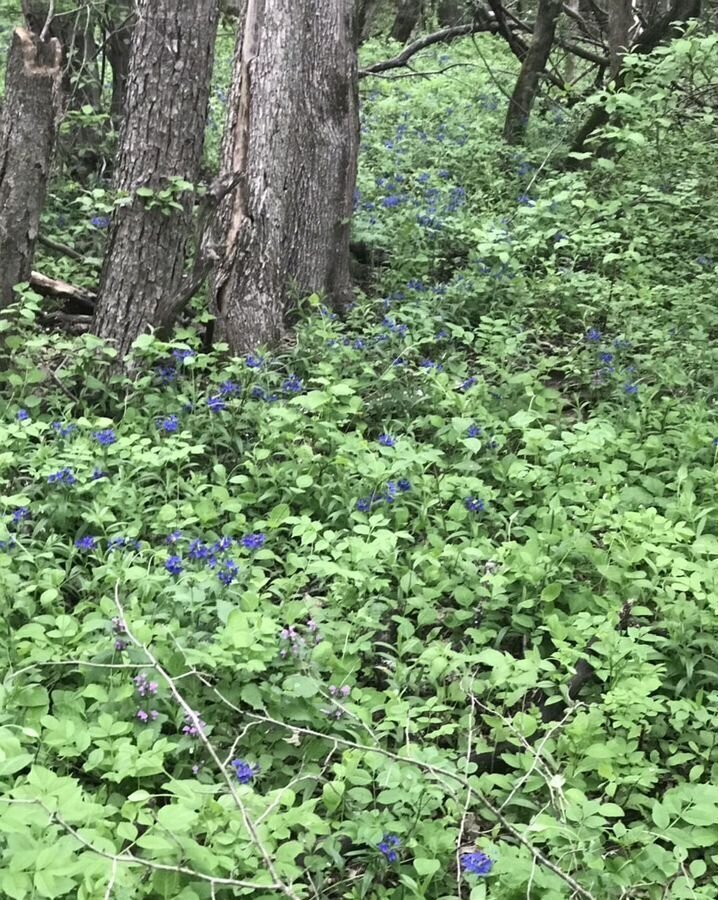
[30,271,96,309]
[359,21,500,76]
[38,234,93,264]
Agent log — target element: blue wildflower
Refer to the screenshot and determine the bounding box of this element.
[382,195,402,208]
[282,375,303,394]
[108,537,129,551]
[188,539,209,561]
[464,497,485,513]
[207,396,226,414]
[155,365,176,384]
[385,482,398,502]
[241,533,266,552]
[172,348,195,363]
[165,530,182,545]
[459,376,477,392]
[460,852,493,876]
[90,215,110,228]
[624,384,638,395]
[378,434,395,447]
[397,479,411,492]
[517,194,534,206]
[585,329,601,342]
[91,468,107,481]
[467,424,482,438]
[599,352,614,364]
[11,507,30,525]
[48,467,76,486]
[93,428,116,446]
[377,835,400,863]
[75,536,97,551]
[231,759,259,784]
[51,422,77,438]
[16,409,29,422]
[356,498,372,512]
[212,536,233,554]
[246,354,264,368]
[696,256,712,267]
[165,556,183,576]
[218,559,239,586]
[157,415,179,433]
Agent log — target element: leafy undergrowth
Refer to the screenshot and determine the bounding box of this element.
[1,32,718,900]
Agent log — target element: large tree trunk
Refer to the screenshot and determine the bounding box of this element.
[209,0,359,354]
[0,28,63,309]
[608,0,635,78]
[503,0,563,144]
[391,0,422,42]
[91,0,219,359]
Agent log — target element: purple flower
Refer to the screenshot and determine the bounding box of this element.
[231,759,259,784]
[172,348,195,363]
[182,711,206,738]
[460,851,493,877]
[75,536,97,551]
[136,709,158,724]
[219,381,240,396]
[165,555,183,576]
[377,834,400,863]
[207,396,226,414]
[377,434,395,447]
[16,409,29,422]
[93,428,116,446]
[464,497,485,513]
[188,539,209,561]
[241,533,266,552]
[134,674,158,697]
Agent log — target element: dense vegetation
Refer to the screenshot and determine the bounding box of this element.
[1,19,717,900]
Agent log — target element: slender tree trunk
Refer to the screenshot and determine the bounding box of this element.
[91,0,219,358]
[608,0,635,78]
[503,0,563,144]
[104,0,137,129]
[356,0,379,44]
[391,0,422,42]
[209,0,359,354]
[0,28,63,309]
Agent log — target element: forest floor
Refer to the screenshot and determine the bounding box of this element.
[0,33,717,900]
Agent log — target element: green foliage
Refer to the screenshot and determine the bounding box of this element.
[0,27,717,900]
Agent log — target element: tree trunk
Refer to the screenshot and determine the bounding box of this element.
[91,0,219,358]
[0,28,63,309]
[391,0,422,42]
[437,0,468,27]
[104,0,137,129]
[209,0,359,354]
[608,0,635,78]
[503,0,563,144]
[356,0,379,44]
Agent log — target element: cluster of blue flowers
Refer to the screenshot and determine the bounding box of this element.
[231,759,259,784]
[377,834,400,863]
[356,478,411,513]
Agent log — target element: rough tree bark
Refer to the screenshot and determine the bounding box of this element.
[608,0,635,78]
[503,0,563,144]
[391,0,422,42]
[209,0,359,354]
[91,0,219,358]
[0,28,63,309]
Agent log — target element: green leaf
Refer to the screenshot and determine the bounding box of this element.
[652,802,670,829]
[414,858,440,876]
[284,675,318,698]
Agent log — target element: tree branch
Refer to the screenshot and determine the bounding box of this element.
[359,22,499,76]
